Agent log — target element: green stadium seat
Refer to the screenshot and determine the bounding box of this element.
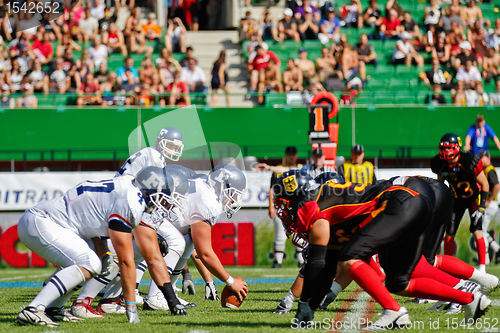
[395,94,417,104]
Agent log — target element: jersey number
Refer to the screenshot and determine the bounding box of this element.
[117,151,142,175]
[455,181,473,199]
[76,181,115,195]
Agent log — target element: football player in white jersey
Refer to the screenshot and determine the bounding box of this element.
[71,127,185,317]
[144,164,249,309]
[116,126,184,177]
[16,167,187,327]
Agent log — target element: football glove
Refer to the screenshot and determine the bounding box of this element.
[295,300,314,324]
[126,304,140,324]
[101,252,118,278]
[205,282,219,301]
[470,208,485,232]
[182,279,196,295]
[273,300,292,314]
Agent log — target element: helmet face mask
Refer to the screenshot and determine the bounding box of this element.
[208,164,247,219]
[157,138,184,161]
[439,133,462,161]
[136,166,187,226]
[222,187,244,218]
[155,127,184,162]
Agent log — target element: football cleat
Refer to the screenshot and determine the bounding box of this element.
[135,289,144,305]
[96,298,126,314]
[143,293,169,311]
[446,303,462,315]
[363,307,411,331]
[177,295,196,307]
[477,274,499,295]
[319,291,336,310]
[273,300,291,314]
[405,298,435,304]
[46,306,84,322]
[426,300,450,311]
[464,292,491,322]
[71,298,104,318]
[17,305,60,327]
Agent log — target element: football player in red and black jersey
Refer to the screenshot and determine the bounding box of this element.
[273,170,492,330]
[431,133,490,272]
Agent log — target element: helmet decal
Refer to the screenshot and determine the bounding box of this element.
[283,175,298,193]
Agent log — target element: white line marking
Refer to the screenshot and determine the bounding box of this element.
[0,273,48,282]
[342,291,371,333]
[491,299,500,306]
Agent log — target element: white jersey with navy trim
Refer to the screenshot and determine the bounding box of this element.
[34,176,145,239]
[172,178,223,235]
[116,147,165,178]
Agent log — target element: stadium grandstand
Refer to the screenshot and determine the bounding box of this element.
[0,0,496,108]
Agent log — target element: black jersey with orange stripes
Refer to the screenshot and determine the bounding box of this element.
[294,180,420,244]
[430,152,483,201]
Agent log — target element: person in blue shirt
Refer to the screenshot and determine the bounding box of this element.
[318,7,341,44]
[464,114,500,155]
[116,57,139,84]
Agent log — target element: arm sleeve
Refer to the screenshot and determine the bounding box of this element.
[486,124,496,139]
[296,201,322,235]
[474,158,484,176]
[466,125,475,138]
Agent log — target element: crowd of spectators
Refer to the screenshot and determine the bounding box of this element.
[240,0,500,106]
[0,0,231,107]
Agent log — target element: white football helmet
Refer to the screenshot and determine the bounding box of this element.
[208,164,247,218]
[135,166,187,226]
[155,127,184,162]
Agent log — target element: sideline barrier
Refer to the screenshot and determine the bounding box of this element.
[0,106,499,161]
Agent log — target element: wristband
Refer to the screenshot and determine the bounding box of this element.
[480,190,488,209]
[225,275,234,286]
[126,301,137,305]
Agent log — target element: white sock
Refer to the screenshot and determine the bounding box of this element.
[136,261,148,285]
[102,274,123,299]
[47,283,83,308]
[148,251,180,299]
[479,264,486,273]
[274,252,284,264]
[282,289,296,308]
[470,268,491,285]
[30,265,85,309]
[330,281,342,298]
[77,272,117,300]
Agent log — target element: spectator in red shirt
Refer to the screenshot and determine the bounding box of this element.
[166,70,191,106]
[379,9,402,41]
[248,45,280,92]
[32,31,53,65]
[77,73,101,106]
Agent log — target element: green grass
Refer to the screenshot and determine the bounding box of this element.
[0,264,499,332]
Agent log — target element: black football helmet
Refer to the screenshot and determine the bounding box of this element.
[439,133,462,161]
[314,171,345,186]
[272,169,317,241]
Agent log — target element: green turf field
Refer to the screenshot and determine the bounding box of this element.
[0,265,498,332]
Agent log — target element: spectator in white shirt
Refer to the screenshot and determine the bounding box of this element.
[393,32,424,67]
[456,59,482,89]
[89,36,108,69]
[79,8,99,42]
[180,59,207,93]
[89,0,105,20]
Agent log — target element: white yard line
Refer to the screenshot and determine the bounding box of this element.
[491,299,500,306]
[0,273,48,282]
[341,291,371,333]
